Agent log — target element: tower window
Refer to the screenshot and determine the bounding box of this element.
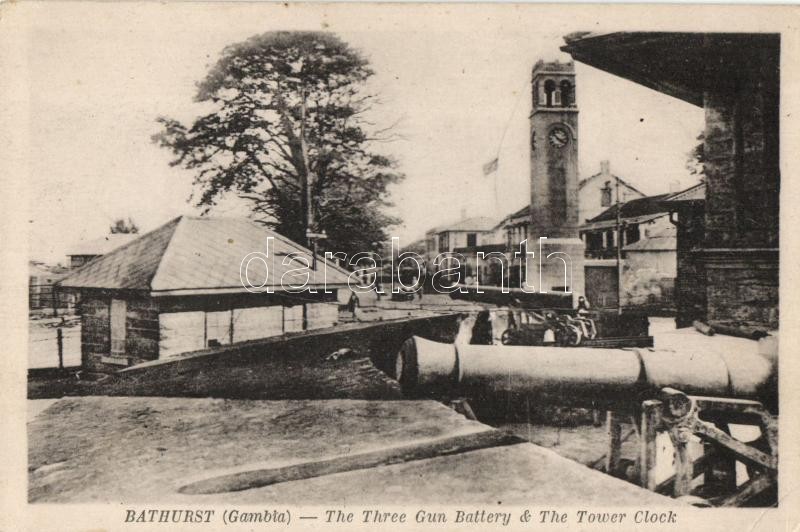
[560,80,573,107]
[544,80,556,107]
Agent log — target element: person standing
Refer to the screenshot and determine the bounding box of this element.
[576,295,591,314]
[347,291,359,318]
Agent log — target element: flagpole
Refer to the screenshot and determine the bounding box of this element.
[494,159,499,212]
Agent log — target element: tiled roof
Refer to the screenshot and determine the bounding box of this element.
[60,217,352,295]
[66,233,139,257]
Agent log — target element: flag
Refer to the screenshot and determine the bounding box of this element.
[482,157,499,176]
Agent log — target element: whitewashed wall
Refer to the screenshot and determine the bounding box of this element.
[158,299,340,359]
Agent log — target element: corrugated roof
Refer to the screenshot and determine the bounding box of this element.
[581,213,667,232]
[663,182,706,203]
[60,217,352,295]
[586,194,671,224]
[66,233,139,257]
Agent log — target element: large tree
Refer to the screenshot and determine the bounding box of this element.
[153,31,403,258]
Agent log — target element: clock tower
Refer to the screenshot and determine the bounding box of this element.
[527,60,584,299]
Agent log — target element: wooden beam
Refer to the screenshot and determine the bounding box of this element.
[716,475,776,507]
[605,411,622,474]
[691,420,777,471]
[179,430,524,495]
[655,448,717,495]
[640,400,662,490]
[669,427,694,497]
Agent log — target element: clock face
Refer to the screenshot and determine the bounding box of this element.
[548,127,569,148]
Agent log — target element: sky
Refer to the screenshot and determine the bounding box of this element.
[22,3,705,264]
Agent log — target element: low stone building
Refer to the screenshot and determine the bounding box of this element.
[60,216,351,371]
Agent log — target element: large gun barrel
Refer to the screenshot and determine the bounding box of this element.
[393,335,777,406]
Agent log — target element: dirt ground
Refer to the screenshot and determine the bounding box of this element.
[28,396,673,505]
[498,421,640,469]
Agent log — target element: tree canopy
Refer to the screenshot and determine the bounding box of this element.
[686,132,706,181]
[153,31,403,258]
[109,217,139,234]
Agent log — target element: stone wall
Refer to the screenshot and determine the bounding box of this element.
[79,294,110,371]
[80,290,345,372]
[93,313,463,398]
[125,297,159,365]
[621,251,675,313]
[79,290,160,372]
[703,91,779,249]
[704,249,779,328]
[584,262,617,309]
[697,45,779,328]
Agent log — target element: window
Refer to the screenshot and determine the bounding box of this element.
[466,233,477,247]
[544,79,556,107]
[625,224,641,246]
[560,80,573,107]
[586,232,603,251]
[110,299,126,357]
[601,181,612,207]
[439,233,449,251]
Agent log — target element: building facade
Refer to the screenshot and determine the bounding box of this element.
[60,216,350,371]
[579,194,679,312]
[578,160,646,224]
[422,216,497,280]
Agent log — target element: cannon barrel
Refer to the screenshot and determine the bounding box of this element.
[393,336,777,406]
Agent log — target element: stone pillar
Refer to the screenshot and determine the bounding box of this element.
[700,47,779,329]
